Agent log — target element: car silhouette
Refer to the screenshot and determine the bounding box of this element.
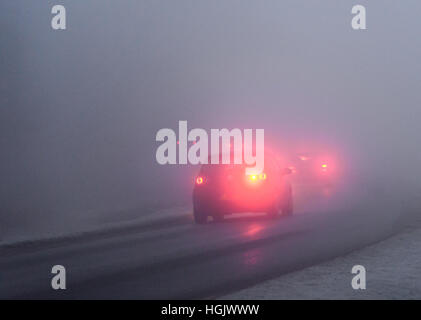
[192,155,293,224]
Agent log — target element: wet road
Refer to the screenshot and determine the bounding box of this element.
[0,185,407,299]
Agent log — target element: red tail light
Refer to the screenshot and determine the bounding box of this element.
[248,173,267,182]
[196,176,204,185]
[259,173,267,180]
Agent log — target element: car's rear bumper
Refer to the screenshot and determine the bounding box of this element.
[193,189,280,214]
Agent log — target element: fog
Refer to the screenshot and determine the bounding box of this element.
[1,1,421,240]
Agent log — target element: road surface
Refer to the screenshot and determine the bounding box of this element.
[0,185,409,299]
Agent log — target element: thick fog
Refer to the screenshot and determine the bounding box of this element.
[1,1,421,239]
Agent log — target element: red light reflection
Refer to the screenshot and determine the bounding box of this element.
[244,224,263,237]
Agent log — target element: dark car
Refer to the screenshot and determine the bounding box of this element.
[192,155,293,224]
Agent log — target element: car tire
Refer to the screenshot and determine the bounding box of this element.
[281,196,294,216]
[193,207,208,224]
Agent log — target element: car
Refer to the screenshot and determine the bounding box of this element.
[192,155,293,224]
[289,152,335,187]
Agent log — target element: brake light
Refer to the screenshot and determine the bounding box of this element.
[259,173,267,180]
[196,176,204,185]
[248,173,266,182]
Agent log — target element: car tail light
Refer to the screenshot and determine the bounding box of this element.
[248,173,267,182]
[196,176,204,185]
[259,173,267,180]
